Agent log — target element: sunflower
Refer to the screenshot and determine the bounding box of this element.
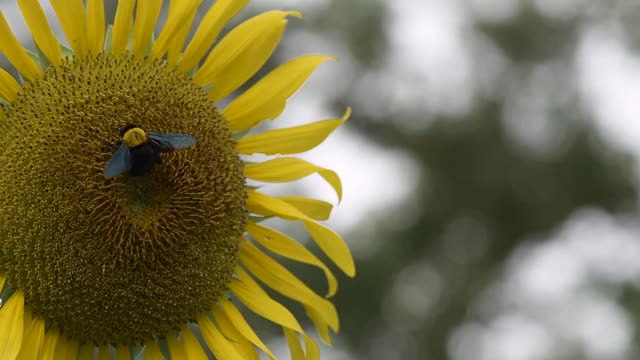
[0,0,354,359]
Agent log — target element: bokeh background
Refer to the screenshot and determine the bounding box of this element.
[4,0,640,359]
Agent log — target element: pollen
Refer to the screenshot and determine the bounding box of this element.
[0,54,247,345]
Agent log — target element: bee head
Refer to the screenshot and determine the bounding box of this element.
[119,123,139,137]
[121,124,148,148]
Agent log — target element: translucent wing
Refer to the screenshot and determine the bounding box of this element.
[148,133,196,151]
[104,144,132,178]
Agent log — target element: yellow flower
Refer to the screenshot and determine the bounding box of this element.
[0,0,354,359]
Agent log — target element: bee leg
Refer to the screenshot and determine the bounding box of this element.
[102,140,120,150]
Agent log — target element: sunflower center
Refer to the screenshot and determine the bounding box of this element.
[0,54,247,345]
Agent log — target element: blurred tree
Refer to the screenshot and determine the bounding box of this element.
[288,2,640,359]
[340,102,636,358]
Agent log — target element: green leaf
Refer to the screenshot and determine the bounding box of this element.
[232,129,251,140]
[131,344,145,360]
[0,280,15,308]
[146,32,155,57]
[33,40,53,69]
[25,49,42,69]
[0,98,13,109]
[186,64,199,78]
[248,215,273,223]
[157,337,170,360]
[104,24,114,52]
[126,20,135,52]
[60,44,74,59]
[202,83,213,94]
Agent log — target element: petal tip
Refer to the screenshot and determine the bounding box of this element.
[286,10,304,19]
[342,107,352,121]
[344,263,356,278]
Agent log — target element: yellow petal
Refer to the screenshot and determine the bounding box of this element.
[230,266,303,333]
[17,0,62,66]
[194,10,302,99]
[240,241,339,332]
[53,337,80,360]
[39,330,59,360]
[225,55,334,131]
[0,275,5,291]
[279,196,333,220]
[210,306,260,360]
[132,0,162,58]
[178,0,249,73]
[305,219,356,275]
[198,315,245,360]
[144,341,164,360]
[167,2,199,67]
[249,196,333,220]
[87,0,105,54]
[237,108,351,156]
[151,0,202,60]
[97,345,111,360]
[305,306,332,344]
[50,0,89,56]
[284,328,305,360]
[0,12,40,81]
[247,191,355,277]
[181,327,208,360]
[77,344,96,360]
[284,331,321,360]
[246,221,338,297]
[0,291,24,359]
[284,332,320,360]
[218,297,276,360]
[167,333,187,360]
[111,0,136,55]
[0,68,21,102]
[244,157,342,201]
[115,346,130,360]
[302,334,320,360]
[16,310,44,360]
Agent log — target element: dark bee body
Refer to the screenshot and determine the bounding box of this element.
[104,123,196,178]
[128,142,163,176]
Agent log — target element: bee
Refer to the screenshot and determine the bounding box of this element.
[103,123,196,178]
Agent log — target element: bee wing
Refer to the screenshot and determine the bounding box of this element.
[148,133,196,151]
[104,144,132,178]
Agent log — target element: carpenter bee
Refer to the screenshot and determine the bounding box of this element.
[103,123,196,178]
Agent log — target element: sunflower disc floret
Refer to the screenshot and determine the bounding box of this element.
[0,53,246,345]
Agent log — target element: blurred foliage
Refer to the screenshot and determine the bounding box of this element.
[339,102,637,359]
[317,0,388,65]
